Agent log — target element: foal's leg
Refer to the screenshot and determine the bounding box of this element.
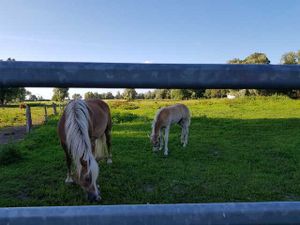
[105,129,112,164]
[164,126,170,156]
[62,143,74,183]
[183,122,189,147]
[180,124,185,145]
[159,128,164,151]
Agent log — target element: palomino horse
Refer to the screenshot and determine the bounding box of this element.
[150,103,191,156]
[58,99,112,202]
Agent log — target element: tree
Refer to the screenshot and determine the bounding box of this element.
[243,52,270,64]
[281,51,299,64]
[280,50,300,98]
[228,53,270,65]
[123,88,137,100]
[0,58,26,105]
[136,93,145,99]
[26,90,32,96]
[52,88,69,102]
[28,94,38,101]
[188,89,205,99]
[227,58,243,64]
[72,93,82,100]
[170,89,190,100]
[204,89,228,98]
[115,91,122,99]
[144,91,155,99]
[84,92,96,100]
[227,52,271,97]
[153,89,171,99]
[0,87,26,105]
[84,92,106,100]
[6,57,15,62]
[104,92,114,99]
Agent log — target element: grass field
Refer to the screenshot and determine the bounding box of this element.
[0,102,59,129]
[1,97,300,206]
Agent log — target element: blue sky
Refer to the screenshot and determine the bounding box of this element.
[1,0,299,99]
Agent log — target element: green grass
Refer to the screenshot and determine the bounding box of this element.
[1,97,300,206]
[0,102,60,128]
[0,144,22,166]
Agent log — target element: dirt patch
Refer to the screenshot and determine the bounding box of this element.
[0,126,27,144]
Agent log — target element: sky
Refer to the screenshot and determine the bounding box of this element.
[1,0,299,99]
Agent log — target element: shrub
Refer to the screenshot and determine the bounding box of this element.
[204,89,229,98]
[112,112,139,123]
[0,144,22,166]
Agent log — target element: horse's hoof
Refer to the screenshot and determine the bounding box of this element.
[164,151,168,156]
[107,159,113,164]
[65,177,74,184]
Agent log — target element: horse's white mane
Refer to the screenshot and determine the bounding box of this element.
[65,100,98,180]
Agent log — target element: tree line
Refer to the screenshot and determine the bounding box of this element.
[1,50,299,105]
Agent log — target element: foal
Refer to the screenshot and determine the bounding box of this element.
[150,104,191,156]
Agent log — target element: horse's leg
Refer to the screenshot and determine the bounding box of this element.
[105,129,112,164]
[164,126,170,156]
[62,143,74,184]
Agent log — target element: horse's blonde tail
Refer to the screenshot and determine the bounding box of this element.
[95,135,109,160]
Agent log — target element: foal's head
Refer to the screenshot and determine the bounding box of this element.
[150,133,160,151]
[150,116,161,151]
[79,157,101,202]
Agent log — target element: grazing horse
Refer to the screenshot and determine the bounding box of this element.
[150,103,191,156]
[58,99,112,202]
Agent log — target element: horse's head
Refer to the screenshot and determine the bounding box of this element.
[150,133,160,151]
[79,157,101,202]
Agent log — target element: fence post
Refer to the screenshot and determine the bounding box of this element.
[26,105,32,133]
[59,103,64,114]
[44,105,48,122]
[52,103,57,115]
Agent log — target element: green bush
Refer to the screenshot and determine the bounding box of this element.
[204,89,229,98]
[112,112,139,123]
[0,144,22,166]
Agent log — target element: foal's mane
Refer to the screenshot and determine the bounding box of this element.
[151,107,164,135]
[65,100,95,176]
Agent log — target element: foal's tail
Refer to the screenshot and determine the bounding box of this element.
[64,100,92,169]
[186,107,191,126]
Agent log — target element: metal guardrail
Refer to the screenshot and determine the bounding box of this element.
[2,202,300,225]
[0,61,300,89]
[1,61,300,224]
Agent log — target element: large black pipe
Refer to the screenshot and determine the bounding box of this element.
[0,61,300,89]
